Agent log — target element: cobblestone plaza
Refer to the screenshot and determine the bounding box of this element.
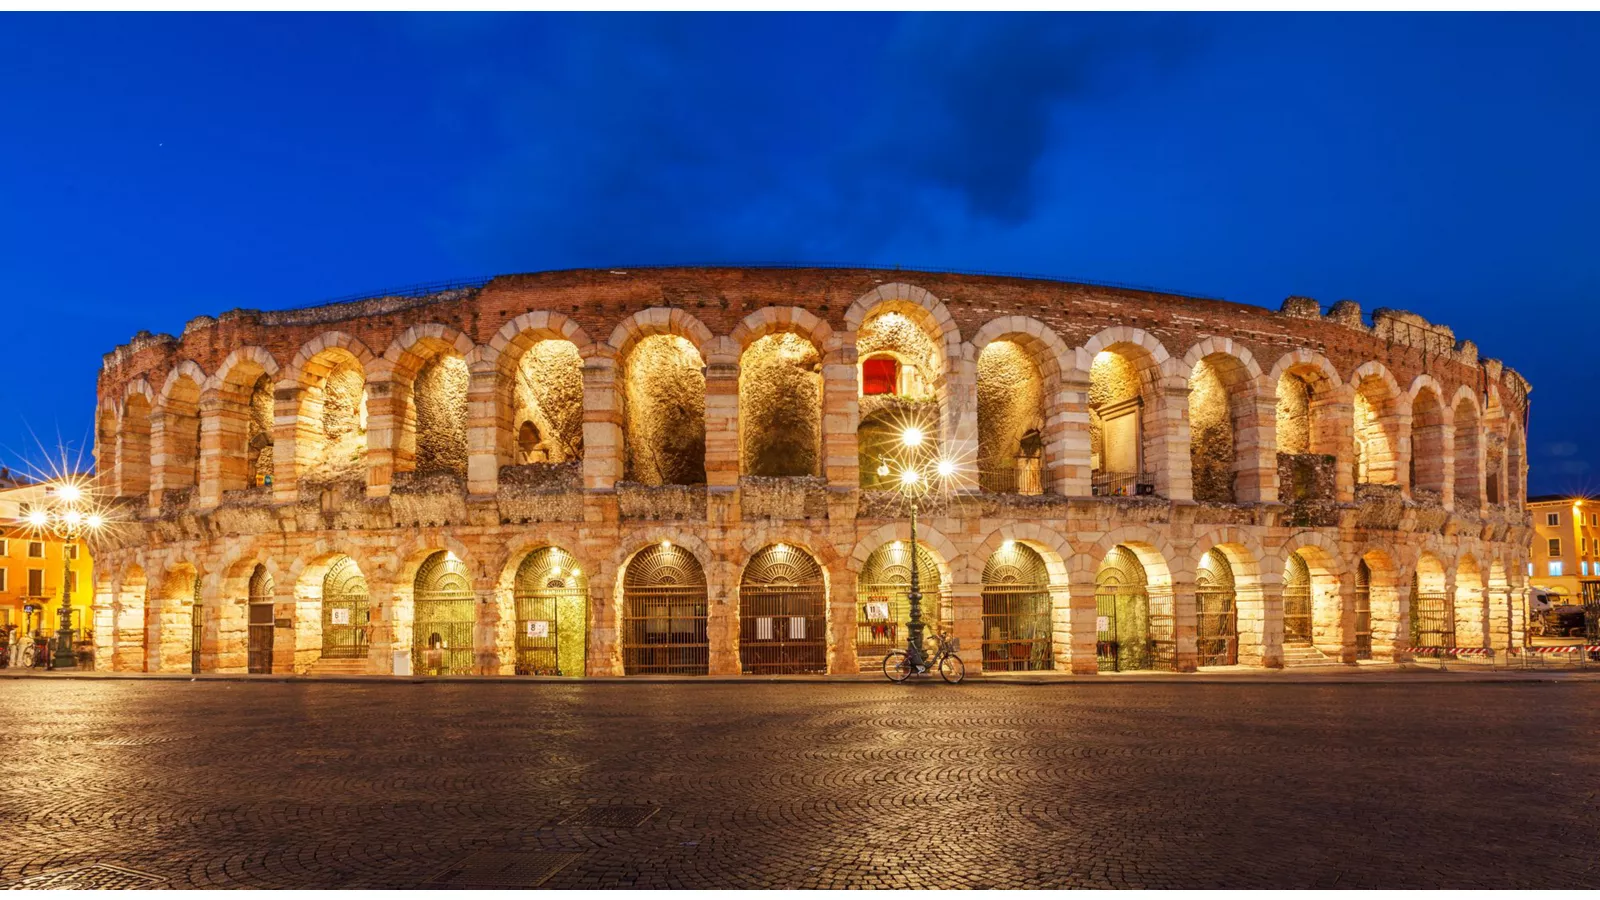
[0,679,1593,889]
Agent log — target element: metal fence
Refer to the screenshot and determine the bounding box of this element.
[623,545,709,676]
[739,545,827,675]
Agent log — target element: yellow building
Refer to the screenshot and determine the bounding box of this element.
[0,479,96,643]
[1528,494,1600,604]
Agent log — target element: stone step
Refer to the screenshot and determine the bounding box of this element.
[1281,644,1337,667]
[303,657,369,676]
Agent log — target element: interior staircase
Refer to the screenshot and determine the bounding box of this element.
[301,657,368,676]
[1281,643,1336,667]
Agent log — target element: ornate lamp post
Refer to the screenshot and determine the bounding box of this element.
[19,479,105,669]
[876,426,960,673]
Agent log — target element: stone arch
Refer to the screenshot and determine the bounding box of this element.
[118,381,155,501]
[844,282,962,348]
[1358,547,1403,661]
[850,532,955,672]
[730,306,839,356]
[1506,419,1526,510]
[1191,527,1267,667]
[1481,386,1508,507]
[1182,339,1268,504]
[493,540,591,677]
[380,324,476,481]
[151,560,203,673]
[153,362,207,506]
[853,290,955,487]
[736,541,831,675]
[968,525,1072,672]
[1410,550,1454,651]
[615,320,708,486]
[613,536,712,676]
[287,333,376,490]
[1081,533,1176,672]
[739,328,823,477]
[1349,361,1406,488]
[407,548,479,676]
[208,346,282,497]
[1455,553,1488,649]
[606,307,716,362]
[970,318,1070,496]
[1452,386,1484,512]
[1269,350,1346,473]
[214,545,282,673]
[1081,327,1181,499]
[95,400,119,494]
[1276,531,1346,661]
[489,312,595,474]
[1407,376,1450,498]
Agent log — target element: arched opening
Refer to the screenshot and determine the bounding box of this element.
[1089,349,1153,496]
[321,556,370,662]
[622,335,706,486]
[739,543,827,674]
[1352,373,1401,487]
[512,546,588,676]
[1283,552,1313,646]
[114,565,147,672]
[1282,546,1343,662]
[977,341,1046,495]
[1506,425,1525,510]
[1483,391,1507,507]
[1355,559,1373,660]
[153,564,199,674]
[856,541,945,669]
[622,543,709,675]
[857,308,943,488]
[1455,556,1487,649]
[405,352,470,480]
[1195,548,1239,666]
[1453,399,1482,511]
[295,349,369,487]
[739,333,822,478]
[247,564,275,674]
[980,542,1052,671]
[412,551,474,675]
[1411,554,1454,651]
[119,394,152,500]
[505,338,585,470]
[96,406,119,491]
[1409,387,1447,498]
[1096,546,1153,671]
[1274,363,1341,505]
[1188,355,1253,504]
[216,363,277,495]
[156,375,203,507]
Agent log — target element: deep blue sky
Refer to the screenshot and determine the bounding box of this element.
[1,13,1596,494]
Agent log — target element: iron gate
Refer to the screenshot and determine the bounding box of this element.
[739,544,827,675]
[1096,546,1153,671]
[981,543,1053,671]
[189,573,203,674]
[413,551,476,676]
[1195,549,1238,667]
[856,542,944,666]
[1410,573,1455,651]
[321,556,369,661]
[513,546,587,676]
[1354,560,1372,660]
[1283,552,1313,645]
[623,544,709,675]
[247,564,274,674]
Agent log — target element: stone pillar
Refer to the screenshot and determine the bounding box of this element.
[1055,371,1093,497]
[196,390,226,508]
[272,383,304,504]
[474,588,500,675]
[92,575,115,672]
[703,360,741,488]
[948,352,979,467]
[1319,390,1355,503]
[271,582,298,676]
[293,569,325,674]
[1154,378,1193,502]
[1392,408,1415,497]
[821,345,860,489]
[1321,570,1355,664]
[1167,579,1197,672]
[827,560,859,675]
[1372,567,1408,663]
[369,574,403,676]
[1060,582,1099,674]
[581,360,623,491]
[949,581,984,674]
[148,408,197,513]
[706,550,741,676]
[1236,390,1279,503]
[587,560,624,677]
[1251,569,1280,668]
[491,581,516,676]
[365,375,399,498]
[465,360,500,496]
[215,578,250,673]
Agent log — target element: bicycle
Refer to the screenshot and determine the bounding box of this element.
[882,630,965,684]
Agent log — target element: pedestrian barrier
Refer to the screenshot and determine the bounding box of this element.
[1404,646,1496,672]
[1495,646,1600,669]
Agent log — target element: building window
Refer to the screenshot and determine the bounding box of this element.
[1550,561,1565,577]
[1528,562,1535,577]
[1584,561,1591,576]
[64,544,77,560]
[27,541,43,559]
[0,538,8,556]
[1547,512,1561,526]
[1592,513,1597,527]
[861,354,900,396]
[1549,538,1562,556]
[26,569,43,596]
[0,568,7,592]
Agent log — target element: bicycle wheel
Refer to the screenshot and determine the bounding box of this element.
[882,649,913,684]
[938,654,965,684]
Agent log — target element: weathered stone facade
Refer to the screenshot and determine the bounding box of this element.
[89,268,1533,677]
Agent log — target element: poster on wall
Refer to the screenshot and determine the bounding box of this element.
[330,608,351,626]
[865,602,890,622]
[527,620,550,639]
[1096,616,1109,632]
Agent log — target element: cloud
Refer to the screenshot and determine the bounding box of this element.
[426,13,1200,267]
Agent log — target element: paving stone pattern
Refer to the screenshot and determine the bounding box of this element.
[0,681,1595,889]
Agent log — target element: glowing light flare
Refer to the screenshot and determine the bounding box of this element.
[26,509,48,527]
[900,469,921,486]
[900,426,924,448]
[86,515,104,529]
[936,459,956,478]
[63,509,82,527]
[57,483,81,503]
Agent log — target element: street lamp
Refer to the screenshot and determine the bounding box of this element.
[16,476,107,669]
[878,425,960,674]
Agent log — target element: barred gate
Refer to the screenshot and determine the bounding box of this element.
[980,543,1053,672]
[321,556,369,661]
[189,573,203,675]
[247,564,274,674]
[1354,560,1373,660]
[1283,552,1313,645]
[513,547,588,676]
[1410,573,1455,650]
[413,551,476,676]
[623,544,709,675]
[1096,546,1153,671]
[739,544,827,675]
[856,542,945,668]
[1195,549,1238,667]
